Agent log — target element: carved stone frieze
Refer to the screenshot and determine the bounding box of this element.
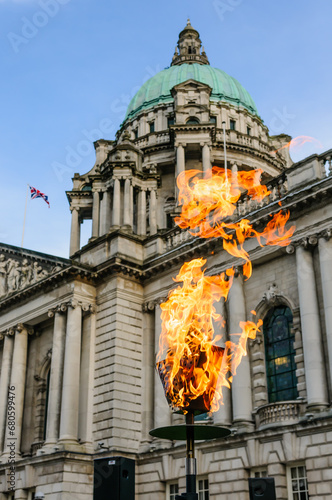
[0,252,64,299]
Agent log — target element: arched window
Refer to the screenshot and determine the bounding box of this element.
[263,306,298,403]
[186,117,199,124]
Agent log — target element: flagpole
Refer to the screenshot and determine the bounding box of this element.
[21,184,29,248]
[222,121,228,182]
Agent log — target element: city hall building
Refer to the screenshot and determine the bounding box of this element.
[0,20,332,500]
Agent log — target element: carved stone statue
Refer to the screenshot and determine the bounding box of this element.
[0,254,8,296]
[7,259,21,292]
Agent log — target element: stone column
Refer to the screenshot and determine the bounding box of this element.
[318,234,332,388]
[149,189,157,235]
[129,183,134,227]
[4,324,30,456]
[138,189,147,236]
[112,178,121,227]
[14,490,28,500]
[176,143,185,180]
[0,331,14,452]
[59,302,82,446]
[78,305,95,451]
[123,178,132,228]
[100,189,111,234]
[69,207,80,256]
[91,190,100,238]
[295,242,328,408]
[154,304,171,429]
[228,273,253,427]
[141,304,155,448]
[44,306,67,446]
[213,299,232,426]
[202,143,211,174]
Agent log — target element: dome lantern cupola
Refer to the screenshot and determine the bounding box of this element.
[171,19,209,66]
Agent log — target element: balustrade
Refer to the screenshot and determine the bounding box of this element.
[254,400,303,427]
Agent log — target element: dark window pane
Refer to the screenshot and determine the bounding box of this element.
[264,307,298,402]
[275,355,291,373]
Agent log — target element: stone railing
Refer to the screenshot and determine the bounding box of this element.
[235,172,288,218]
[320,149,332,175]
[135,131,170,149]
[163,172,288,251]
[254,400,303,428]
[31,440,44,455]
[215,130,272,155]
[165,227,194,250]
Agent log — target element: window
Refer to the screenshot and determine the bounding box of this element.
[230,119,236,130]
[288,465,309,500]
[167,117,175,127]
[210,116,217,124]
[149,121,155,133]
[251,469,268,478]
[134,128,138,139]
[247,126,251,135]
[186,117,199,124]
[198,478,209,500]
[169,483,179,500]
[264,306,298,403]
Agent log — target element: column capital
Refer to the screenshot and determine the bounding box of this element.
[48,303,68,317]
[16,323,34,335]
[286,244,295,254]
[300,235,318,249]
[81,303,95,315]
[142,301,155,313]
[175,142,186,148]
[70,206,80,213]
[319,228,332,241]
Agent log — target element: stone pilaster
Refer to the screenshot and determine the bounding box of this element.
[227,272,254,429]
[44,305,67,447]
[138,189,147,236]
[318,232,332,390]
[101,189,111,234]
[123,178,132,228]
[91,190,100,238]
[294,240,328,409]
[202,143,211,174]
[149,189,157,235]
[78,304,95,452]
[59,301,82,448]
[140,303,155,450]
[3,324,31,457]
[175,143,185,201]
[213,298,232,426]
[0,330,14,453]
[154,303,171,431]
[112,178,121,227]
[69,207,80,256]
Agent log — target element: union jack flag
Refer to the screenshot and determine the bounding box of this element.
[29,185,50,207]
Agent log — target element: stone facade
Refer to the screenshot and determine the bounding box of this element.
[1,20,332,500]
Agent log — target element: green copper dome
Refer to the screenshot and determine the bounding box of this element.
[125,64,258,120]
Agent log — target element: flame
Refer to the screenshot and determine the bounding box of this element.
[271,135,323,154]
[175,167,295,279]
[157,166,295,414]
[157,258,235,412]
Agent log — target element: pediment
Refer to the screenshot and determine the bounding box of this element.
[0,243,70,301]
[171,79,212,95]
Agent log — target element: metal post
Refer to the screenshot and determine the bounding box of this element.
[176,412,198,500]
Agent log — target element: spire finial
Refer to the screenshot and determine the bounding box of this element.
[170,21,210,67]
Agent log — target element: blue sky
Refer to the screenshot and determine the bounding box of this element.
[0,0,331,257]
